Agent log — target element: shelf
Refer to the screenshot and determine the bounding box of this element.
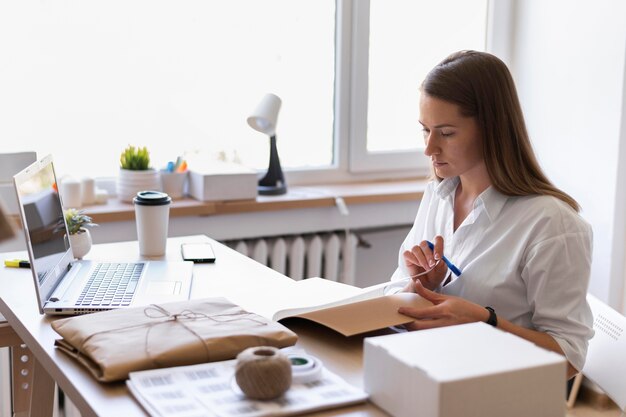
[53,179,428,224]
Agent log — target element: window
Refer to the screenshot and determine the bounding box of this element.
[0,1,490,182]
[349,0,489,173]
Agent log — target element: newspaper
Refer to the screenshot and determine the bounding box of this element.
[126,355,368,417]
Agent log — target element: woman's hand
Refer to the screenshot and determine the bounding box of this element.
[399,280,489,330]
[402,235,449,291]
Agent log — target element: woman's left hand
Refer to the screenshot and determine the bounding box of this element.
[398,280,489,331]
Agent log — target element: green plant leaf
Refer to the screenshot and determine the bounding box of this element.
[120,144,150,170]
[64,208,98,235]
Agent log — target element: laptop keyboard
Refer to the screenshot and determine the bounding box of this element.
[76,263,144,307]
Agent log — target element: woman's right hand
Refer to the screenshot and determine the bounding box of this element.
[402,235,449,291]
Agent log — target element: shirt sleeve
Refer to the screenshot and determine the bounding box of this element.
[521,226,594,371]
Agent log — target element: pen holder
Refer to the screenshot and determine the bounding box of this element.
[160,170,187,200]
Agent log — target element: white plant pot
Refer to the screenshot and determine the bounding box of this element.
[69,228,92,259]
[116,168,161,202]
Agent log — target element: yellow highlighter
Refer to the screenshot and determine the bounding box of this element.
[4,259,30,268]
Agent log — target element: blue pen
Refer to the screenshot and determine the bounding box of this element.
[166,161,175,172]
[427,241,462,276]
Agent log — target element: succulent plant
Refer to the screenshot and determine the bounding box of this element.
[120,145,151,170]
[64,209,98,235]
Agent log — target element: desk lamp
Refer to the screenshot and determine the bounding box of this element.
[247,93,287,195]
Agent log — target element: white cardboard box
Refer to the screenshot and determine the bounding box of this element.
[188,162,257,202]
[364,322,566,417]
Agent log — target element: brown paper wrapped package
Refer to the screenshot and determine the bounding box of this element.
[51,297,298,382]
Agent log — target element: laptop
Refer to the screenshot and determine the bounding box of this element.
[13,154,193,315]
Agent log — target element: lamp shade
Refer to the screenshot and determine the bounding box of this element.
[247,93,281,136]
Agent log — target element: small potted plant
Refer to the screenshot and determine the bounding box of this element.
[64,208,98,259]
[116,145,160,202]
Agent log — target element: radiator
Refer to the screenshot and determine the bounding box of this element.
[224,231,358,285]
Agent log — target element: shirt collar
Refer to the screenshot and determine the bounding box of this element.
[434,177,460,199]
[474,186,508,223]
[434,177,508,223]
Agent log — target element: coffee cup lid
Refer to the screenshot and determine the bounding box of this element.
[133,191,171,206]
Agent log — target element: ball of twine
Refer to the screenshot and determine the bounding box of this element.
[235,346,292,400]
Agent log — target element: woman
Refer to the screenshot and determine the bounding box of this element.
[388,50,593,379]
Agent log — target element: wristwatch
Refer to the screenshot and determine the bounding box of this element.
[485,306,498,327]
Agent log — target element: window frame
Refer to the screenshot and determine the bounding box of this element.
[347,0,431,175]
[286,0,507,186]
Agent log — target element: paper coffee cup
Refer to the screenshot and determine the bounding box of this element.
[133,191,171,256]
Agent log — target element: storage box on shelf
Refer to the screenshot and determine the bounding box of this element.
[188,161,257,202]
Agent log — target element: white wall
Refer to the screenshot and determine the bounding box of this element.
[619,46,626,311]
[510,0,626,308]
[355,226,412,288]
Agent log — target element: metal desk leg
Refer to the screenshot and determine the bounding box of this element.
[1,323,55,417]
[11,343,34,416]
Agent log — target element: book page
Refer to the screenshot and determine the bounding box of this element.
[270,278,389,321]
[268,279,433,336]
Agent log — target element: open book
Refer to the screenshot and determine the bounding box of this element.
[248,278,432,337]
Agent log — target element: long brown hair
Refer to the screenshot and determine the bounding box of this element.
[422,50,580,212]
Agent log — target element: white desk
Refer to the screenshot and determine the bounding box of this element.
[0,235,387,417]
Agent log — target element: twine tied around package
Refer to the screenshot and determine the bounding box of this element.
[235,346,292,400]
[77,304,268,368]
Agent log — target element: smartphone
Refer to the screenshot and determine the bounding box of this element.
[181,243,216,263]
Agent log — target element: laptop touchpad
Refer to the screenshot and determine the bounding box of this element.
[146,281,181,295]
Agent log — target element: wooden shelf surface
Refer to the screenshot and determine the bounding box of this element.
[11,179,428,224]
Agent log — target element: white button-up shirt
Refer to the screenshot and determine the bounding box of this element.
[389,177,594,371]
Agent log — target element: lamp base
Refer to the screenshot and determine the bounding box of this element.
[258,183,287,196]
[257,134,287,196]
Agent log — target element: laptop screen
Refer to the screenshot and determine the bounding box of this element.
[13,155,72,301]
